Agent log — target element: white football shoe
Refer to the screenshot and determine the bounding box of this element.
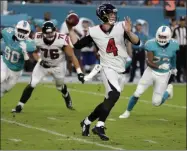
[119,110,130,119]
[166,84,173,99]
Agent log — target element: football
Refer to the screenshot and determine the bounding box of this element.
[66,13,79,26]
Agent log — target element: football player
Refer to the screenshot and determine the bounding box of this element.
[66,3,140,141]
[0,20,36,97]
[12,21,84,113]
[119,26,179,119]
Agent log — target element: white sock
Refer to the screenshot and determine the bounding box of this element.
[18,102,24,108]
[96,121,105,127]
[84,117,91,125]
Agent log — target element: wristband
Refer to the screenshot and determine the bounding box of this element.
[38,58,42,63]
[76,67,82,74]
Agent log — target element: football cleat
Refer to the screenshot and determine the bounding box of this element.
[11,105,22,113]
[80,120,90,136]
[92,126,109,141]
[119,110,130,119]
[166,84,173,99]
[63,93,74,110]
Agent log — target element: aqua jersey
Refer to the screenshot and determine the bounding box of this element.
[145,38,179,73]
[1,28,36,71]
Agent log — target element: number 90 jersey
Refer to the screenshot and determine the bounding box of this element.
[2,28,36,71]
[34,32,69,66]
[89,21,129,73]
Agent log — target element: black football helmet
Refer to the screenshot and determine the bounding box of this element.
[96,3,118,25]
[42,21,56,41]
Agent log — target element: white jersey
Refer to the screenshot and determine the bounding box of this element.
[89,21,129,73]
[34,32,69,66]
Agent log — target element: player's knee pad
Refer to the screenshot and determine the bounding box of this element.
[152,93,162,107]
[103,90,120,111]
[134,85,145,97]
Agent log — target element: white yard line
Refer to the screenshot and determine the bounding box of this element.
[47,117,58,121]
[107,118,116,121]
[45,85,186,109]
[144,139,158,144]
[1,118,125,150]
[157,118,169,122]
[8,138,22,142]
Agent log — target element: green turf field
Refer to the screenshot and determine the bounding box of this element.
[1,83,186,150]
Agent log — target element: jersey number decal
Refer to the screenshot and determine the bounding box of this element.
[4,46,20,63]
[106,38,118,56]
[40,48,59,59]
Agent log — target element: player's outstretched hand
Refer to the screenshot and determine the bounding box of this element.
[78,73,85,84]
[123,16,132,33]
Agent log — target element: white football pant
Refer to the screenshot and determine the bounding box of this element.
[101,67,126,98]
[134,67,171,106]
[1,57,22,97]
[30,61,67,91]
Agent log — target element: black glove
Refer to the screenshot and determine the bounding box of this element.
[40,60,50,68]
[78,73,85,84]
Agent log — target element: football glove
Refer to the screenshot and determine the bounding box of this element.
[125,57,132,69]
[158,63,170,70]
[78,73,85,84]
[20,42,29,60]
[171,68,177,76]
[40,60,51,68]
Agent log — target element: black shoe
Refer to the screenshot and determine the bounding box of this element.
[63,93,74,110]
[80,120,90,136]
[11,105,22,113]
[92,126,109,141]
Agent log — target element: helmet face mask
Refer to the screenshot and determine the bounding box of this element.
[96,3,118,25]
[156,26,171,46]
[42,21,56,41]
[105,11,117,25]
[15,20,31,41]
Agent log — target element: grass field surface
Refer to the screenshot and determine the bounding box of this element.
[1,83,186,150]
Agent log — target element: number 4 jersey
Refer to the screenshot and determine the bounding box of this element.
[34,32,69,66]
[1,28,36,71]
[89,22,129,73]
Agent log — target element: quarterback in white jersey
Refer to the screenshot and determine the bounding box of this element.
[12,21,84,113]
[119,26,179,119]
[67,3,140,140]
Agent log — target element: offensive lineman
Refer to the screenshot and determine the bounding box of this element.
[12,21,84,113]
[119,26,179,119]
[67,3,140,140]
[0,20,36,97]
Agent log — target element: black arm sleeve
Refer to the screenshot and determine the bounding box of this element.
[172,28,176,38]
[73,35,94,49]
[124,31,140,46]
[0,32,2,39]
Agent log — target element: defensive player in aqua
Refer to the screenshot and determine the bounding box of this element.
[119,25,179,118]
[0,20,36,97]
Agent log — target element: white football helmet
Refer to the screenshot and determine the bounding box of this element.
[15,20,31,41]
[156,26,171,46]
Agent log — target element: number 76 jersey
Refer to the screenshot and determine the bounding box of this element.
[34,32,69,66]
[88,21,129,73]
